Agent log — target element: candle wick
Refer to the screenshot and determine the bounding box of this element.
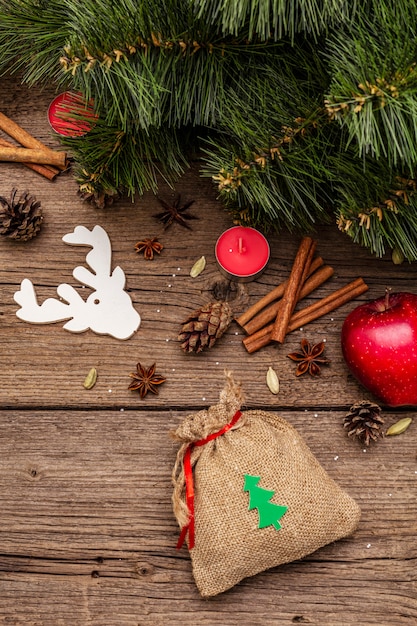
[238,237,244,254]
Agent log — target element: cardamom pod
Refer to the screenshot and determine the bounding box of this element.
[190,255,206,278]
[391,248,404,265]
[386,417,412,436]
[83,367,98,390]
[266,366,280,394]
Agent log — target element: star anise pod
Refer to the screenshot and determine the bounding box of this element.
[134,237,163,260]
[153,194,197,229]
[287,338,330,377]
[128,362,166,398]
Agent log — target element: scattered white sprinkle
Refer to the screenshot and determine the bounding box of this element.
[166,338,170,342]
[322,338,327,343]
[172,274,176,277]
[172,368,176,372]
[388,493,392,497]
[330,318,334,321]
[366,543,372,549]
[156,309,160,313]
[299,327,303,331]
[120,408,124,412]
[334,455,339,461]
[82,285,85,288]
[108,389,112,393]
[363,449,367,453]
[177,267,181,271]
[314,413,318,418]
[235,331,239,335]
[215,362,220,365]
[168,284,172,287]
[202,397,206,401]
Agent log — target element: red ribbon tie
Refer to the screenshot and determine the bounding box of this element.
[176,410,242,550]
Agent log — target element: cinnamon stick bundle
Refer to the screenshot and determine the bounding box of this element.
[236,256,324,329]
[243,278,369,353]
[0,111,67,174]
[240,264,334,336]
[0,111,55,154]
[271,236,316,343]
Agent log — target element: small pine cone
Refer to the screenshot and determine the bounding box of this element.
[178,301,234,353]
[78,187,121,209]
[0,188,43,241]
[343,400,384,446]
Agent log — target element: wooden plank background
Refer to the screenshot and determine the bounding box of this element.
[0,75,416,625]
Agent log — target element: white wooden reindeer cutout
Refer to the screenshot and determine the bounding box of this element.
[14,225,141,340]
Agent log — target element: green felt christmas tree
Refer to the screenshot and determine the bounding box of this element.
[243,474,288,530]
[1,0,417,259]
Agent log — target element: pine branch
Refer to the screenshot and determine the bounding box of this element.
[201,44,335,230]
[17,0,278,133]
[0,0,69,84]
[336,172,417,260]
[2,0,417,261]
[60,118,188,198]
[325,0,417,172]
[193,0,353,41]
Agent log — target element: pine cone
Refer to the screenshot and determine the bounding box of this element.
[0,188,43,241]
[178,301,234,353]
[343,400,384,446]
[78,187,121,209]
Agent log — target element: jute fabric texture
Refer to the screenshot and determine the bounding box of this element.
[172,372,360,597]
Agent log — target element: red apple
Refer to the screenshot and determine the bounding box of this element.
[341,291,417,406]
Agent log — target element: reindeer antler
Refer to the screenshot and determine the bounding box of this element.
[63,225,112,290]
[14,278,80,324]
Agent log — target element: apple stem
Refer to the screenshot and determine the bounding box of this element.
[385,287,392,309]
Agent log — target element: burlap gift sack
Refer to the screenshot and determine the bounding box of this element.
[172,372,361,597]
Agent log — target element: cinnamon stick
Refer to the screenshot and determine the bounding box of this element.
[0,111,53,152]
[0,145,67,169]
[243,277,369,353]
[242,264,334,335]
[236,256,324,329]
[0,137,60,180]
[270,236,316,343]
[287,278,368,332]
[242,322,273,352]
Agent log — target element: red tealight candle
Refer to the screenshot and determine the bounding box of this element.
[48,92,97,137]
[215,226,270,282]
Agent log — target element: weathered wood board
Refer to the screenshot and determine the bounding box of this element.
[0,75,416,625]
